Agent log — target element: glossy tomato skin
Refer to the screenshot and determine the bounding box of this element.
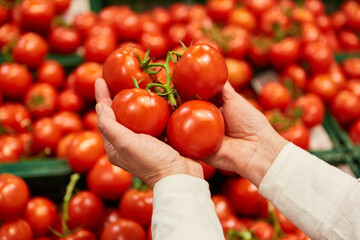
[0,103,31,133]
[37,60,65,89]
[167,24,187,48]
[303,42,333,74]
[338,30,360,50]
[96,208,122,236]
[222,25,250,60]
[225,58,253,91]
[259,82,291,111]
[0,218,33,240]
[103,47,152,97]
[0,5,8,25]
[59,89,84,112]
[49,26,82,54]
[269,38,300,69]
[60,229,96,240]
[172,44,227,100]
[74,62,102,101]
[68,191,105,231]
[342,57,360,79]
[53,0,71,13]
[200,161,216,180]
[87,154,132,200]
[56,132,78,159]
[52,111,83,135]
[308,74,337,102]
[68,131,105,174]
[114,10,142,41]
[151,7,172,31]
[111,89,170,137]
[0,63,32,99]
[0,23,21,48]
[19,0,55,33]
[84,35,117,63]
[0,174,30,221]
[0,136,24,163]
[207,0,235,23]
[350,119,360,145]
[140,32,169,59]
[25,197,57,237]
[329,62,346,90]
[169,3,190,23]
[167,100,225,159]
[211,195,234,221]
[99,6,131,25]
[280,64,307,90]
[73,12,98,37]
[83,111,98,130]
[330,90,360,126]
[32,117,62,154]
[260,7,290,35]
[228,7,256,32]
[280,123,310,150]
[101,219,146,240]
[294,94,325,128]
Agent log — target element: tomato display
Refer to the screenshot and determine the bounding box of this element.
[0,63,32,99]
[37,60,65,89]
[101,219,146,240]
[19,0,55,33]
[259,82,291,111]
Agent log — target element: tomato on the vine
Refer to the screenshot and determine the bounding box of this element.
[0,219,33,240]
[221,25,250,60]
[101,219,146,240]
[140,32,169,59]
[206,0,235,23]
[260,7,290,35]
[0,135,24,163]
[49,26,82,54]
[72,11,98,37]
[74,62,103,101]
[114,10,142,41]
[60,229,96,240]
[228,7,256,32]
[84,35,117,63]
[37,60,65,89]
[303,42,333,74]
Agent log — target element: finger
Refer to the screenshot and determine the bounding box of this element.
[221,81,238,101]
[95,78,112,106]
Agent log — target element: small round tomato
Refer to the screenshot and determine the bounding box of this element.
[220,215,247,233]
[259,82,291,111]
[140,14,161,34]
[73,62,102,101]
[73,11,98,37]
[87,21,118,39]
[37,60,65,89]
[316,14,331,31]
[0,174,30,221]
[52,111,83,135]
[99,6,130,25]
[0,23,20,48]
[169,3,190,23]
[329,62,346,90]
[167,23,188,48]
[342,57,360,79]
[276,209,297,234]
[140,32,169,59]
[269,38,300,69]
[83,111,98,130]
[68,191,104,231]
[103,47,153,97]
[19,132,33,157]
[193,38,222,53]
[338,30,360,50]
[12,33,48,69]
[228,7,256,32]
[200,161,216,180]
[60,229,96,240]
[56,132,78,159]
[249,37,271,68]
[150,7,172,31]
[294,94,325,128]
[49,26,82,54]
[19,0,55,33]
[96,208,122,236]
[119,188,153,227]
[260,7,290,35]
[300,23,321,44]
[291,7,315,23]
[245,0,275,15]
[172,44,227,100]
[114,10,142,41]
[303,42,333,74]
[24,83,59,118]
[250,221,275,240]
[53,0,70,13]
[68,131,105,174]
[0,219,33,240]
[280,64,307,90]
[225,58,253,91]
[350,119,360,144]
[32,117,62,153]
[211,195,234,221]
[0,5,8,25]
[304,0,325,16]
[111,88,170,137]
[167,100,225,159]
[0,136,24,163]
[101,219,146,240]
[346,79,360,97]
[84,35,117,63]
[0,103,31,133]
[331,90,360,126]
[347,8,360,32]
[280,122,310,150]
[308,74,337,102]
[207,0,235,23]
[222,25,250,60]
[58,89,84,112]
[87,154,132,201]
[25,197,57,237]
[330,10,347,30]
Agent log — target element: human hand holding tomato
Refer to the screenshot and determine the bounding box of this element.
[95,78,203,189]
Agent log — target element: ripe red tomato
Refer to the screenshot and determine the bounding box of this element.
[291,7,315,23]
[300,23,321,44]
[0,103,31,133]
[140,14,161,34]
[0,174,30,221]
[59,89,84,112]
[250,221,275,240]
[280,64,307,90]
[221,25,250,59]
[114,10,142,41]
[87,21,118,39]
[0,135,24,163]
[103,47,153,97]
[169,3,190,23]
[329,62,346,90]
[303,42,333,74]
[346,79,360,97]
[84,35,117,63]
[228,7,256,32]
[73,11,98,37]
[167,100,225,159]
[225,58,253,91]
[99,6,130,25]
[56,132,78,159]
[119,188,153,227]
[228,178,268,217]
[37,60,65,89]
[83,111,98,130]
[19,0,55,33]
[87,154,132,200]
[200,161,216,180]
[68,131,105,174]
[308,74,337,102]
[25,197,57,237]
[316,14,331,31]
[53,0,70,13]
[150,7,172,31]
[259,82,291,111]
[24,83,59,118]
[330,11,347,30]
[0,23,20,48]
[260,7,290,35]
[167,24,187,48]
[305,0,325,16]
[293,94,325,128]
[221,215,247,233]
[249,38,270,68]
[60,229,96,240]
[0,5,8,25]
[73,62,102,101]
[331,90,360,126]
[342,57,360,79]
[96,208,122,236]
[32,117,62,153]
[49,26,82,54]
[207,0,235,23]
[19,132,33,157]
[52,111,83,135]
[0,219,33,240]
[193,38,222,53]
[101,219,146,240]
[280,122,310,150]
[350,119,360,144]
[172,44,227,100]
[140,32,169,59]
[276,209,297,234]
[338,30,360,50]
[269,38,300,69]
[111,89,170,137]
[278,234,300,240]
[245,0,275,15]
[211,195,234,221]
[68,191,104,231]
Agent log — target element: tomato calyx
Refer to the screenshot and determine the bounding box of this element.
[1,40,16,62]
[132,177,149,192]
[282,78,303,99]
[203,25,231,52]
[268,110,298,132]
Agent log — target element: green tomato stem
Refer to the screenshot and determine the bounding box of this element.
[61,173,80,235]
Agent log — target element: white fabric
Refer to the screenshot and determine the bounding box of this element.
[152,174,225,240]
[259,143,360,240]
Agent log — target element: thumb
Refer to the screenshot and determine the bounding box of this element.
[221,81,238,102]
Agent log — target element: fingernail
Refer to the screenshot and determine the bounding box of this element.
[95,103,103,114]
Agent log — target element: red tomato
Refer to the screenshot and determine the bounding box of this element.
[331,90,360,126]
[0,136,24,163]
[269,38,300,69]
[73,62,102,101]
[172,44,227,100]
[350,119,360,144]
[56,132,78,159]
[52,111,83,135]
[140,32,169,59]
[291,7,315,23]
[347,8,360,32]
[346,79,360,97]
[111,88,170,137]
[330,11,347,30]
[342,57,360,79]
[101,219,146,240]
[280,123,310,150]
[245,0,275,15]
[0,5,8,25]
[279,234,300,240]
[193,38,222,53]
[0,103,31,133]
[96,208,122,236]
[259,82,291,111]
[32,117,62,153]
[12,33,48,69]
[207,0,235,23]
[280,64,307,90]
[249,37,270,68]
[260,7,290,35]
[169,3,190,23]
[228,7,256,32]
[250,221,275,240]
[150,7,172,31]
[49,26,82,54]
[167,23,188,48]
[118,41,144,51]
[304,0,325,16]
[68,191,104,231]
[19,0,55,33]
[228,178,268,217]
[294,94,325,128]
[167,100,225,159]
[316,14,331,31]
[0,174,30,221]
[87,154,132,200]
[329,62,346,90]
[84,35,117,63]
[338,30,360,50]
[99,6,131,25]
[59,89,84,112]
[103,47,153,97]
[53,0,70,13]
[342,0,359,17]
[24,83,59,118]
[73,12,98,37]
[0,23,20,48]
[308,74,337,102]
[300,23,321,44]
[114,10,142,41]
[140,14,161,34]
[211,195,234,221]
[19,132,33,157]
[25,197,57,237]
[225,58,253,91]
[87,21,117,39]
[60,229,96,240]
[303,42,333,74]
[276,209,297,234]
[83,111,98,130]
[0,219,33,240]
[68,131,105,174]
[37,60,65,89]
[220,215,247,233]
[200,161,216,180]
[221,25,250,59]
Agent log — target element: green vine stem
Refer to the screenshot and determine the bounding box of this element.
[61,173,80,235]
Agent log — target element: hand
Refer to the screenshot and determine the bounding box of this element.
[204,82,288,187]
[94,78,203,189]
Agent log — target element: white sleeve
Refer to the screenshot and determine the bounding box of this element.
[151,174,225,240]
[259,143,360,240]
